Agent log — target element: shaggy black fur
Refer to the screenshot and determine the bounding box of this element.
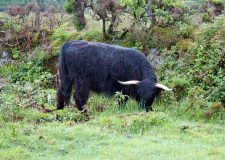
[57,40,162,112]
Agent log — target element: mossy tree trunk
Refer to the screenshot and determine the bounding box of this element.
[146,0,156,28]
[102,18,110,39]
[107,12,116,34]
[34,0,40,31]
[73,0,86,30]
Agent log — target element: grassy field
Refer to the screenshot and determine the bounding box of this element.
[0,92,224,160]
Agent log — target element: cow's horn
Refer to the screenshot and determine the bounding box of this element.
[117,80,140,85]
[155,83,173,91]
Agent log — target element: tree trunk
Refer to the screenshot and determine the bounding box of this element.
[102,18,109,39]
[34,0,40,31]
[146,0,156,27]
[107,12,116,34]
[74,0,86,30]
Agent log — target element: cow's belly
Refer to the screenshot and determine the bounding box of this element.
[89,78,121,95]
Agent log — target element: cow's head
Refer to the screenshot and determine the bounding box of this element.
[117,79,172,111]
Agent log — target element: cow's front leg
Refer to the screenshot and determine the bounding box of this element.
[145,106,153,112]
[139,100,153,112]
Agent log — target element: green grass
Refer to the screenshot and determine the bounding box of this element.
[0,116,224,160]
[0,91,224,160]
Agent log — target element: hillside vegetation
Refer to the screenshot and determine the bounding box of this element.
[0,0,224,159]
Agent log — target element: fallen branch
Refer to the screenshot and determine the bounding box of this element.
[0,39,21,47]
[24,101,37,108]
[177,104,193,116]
[112,112,147,118]
[38,105,58,113]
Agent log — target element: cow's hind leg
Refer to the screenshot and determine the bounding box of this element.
[57,81,72,110]
[73,78,90,111]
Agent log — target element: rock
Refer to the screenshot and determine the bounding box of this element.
[0,20,4,26]
[0,51,9,59]
[23,82,34,92]
[0,51,11,68]
[0,77,8,91]
[147,49,164,70]
[43,55,59,74]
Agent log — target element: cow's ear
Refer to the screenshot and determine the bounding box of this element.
[155,83,173,92]
[117,80,140,85]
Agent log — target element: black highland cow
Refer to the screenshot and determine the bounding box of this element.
[57,40,172,112]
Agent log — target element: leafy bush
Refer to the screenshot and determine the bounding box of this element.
[158,15,225,113]
[0,59,53,87]
[50,23,104,54]
[79,31,104,42]
[209,0,224,5]
[119,26,180,51]
[64,0,76,13]
[176,22,195,38]
[0,13,21,32]
[152,26,181,48]
[50,22,80,53]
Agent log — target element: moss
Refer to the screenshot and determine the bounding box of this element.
[152,26,180,48]
[79,31,104,42]
[171,77,190,100]
[211,102,223,112]
[209,0,224,5]
[162,0,187,9]
[211,27,225,45]
[202,13,211,22]
[31,32,41,47]
[72,13,86,31]
[204,102,224,119]
[64,0,76,14]
[176,39,195,52]
[50,23,82,53]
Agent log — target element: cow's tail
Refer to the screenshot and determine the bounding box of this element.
[56,43,72,110]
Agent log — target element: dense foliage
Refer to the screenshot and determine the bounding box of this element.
[0,0,65,11]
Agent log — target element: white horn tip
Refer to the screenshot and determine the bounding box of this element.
[155,83,173,92]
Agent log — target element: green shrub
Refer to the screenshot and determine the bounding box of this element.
[12,48,20,60]
[114,91,129,107]
[209,0,224,5]
[154,8,174,26]
[162,0,187,8]
[64,0,76,13]
[0,13,21,32]
[176,22,195,38]
[0,60,52,86]
[202,13,211,22]
[152,26,181,48]
[50,23,103,54]
[176,39,195,52]
[79,31,104,42]
[172,77,190,100]
[158,15,225,115]
[50,22,81,53]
